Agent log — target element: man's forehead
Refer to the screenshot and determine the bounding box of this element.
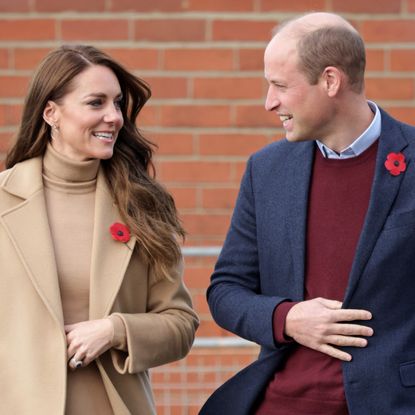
[264,44,299,82]
[265,34,297,63]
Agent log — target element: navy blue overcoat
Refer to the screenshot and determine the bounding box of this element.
[201,109,415,415]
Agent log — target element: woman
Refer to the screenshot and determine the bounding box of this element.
[0,45,198,414]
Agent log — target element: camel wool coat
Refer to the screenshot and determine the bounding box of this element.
[0,156,199,415]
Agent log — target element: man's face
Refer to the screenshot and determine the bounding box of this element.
[264,35,333,143]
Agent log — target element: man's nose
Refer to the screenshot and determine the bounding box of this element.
[265,87,280,112]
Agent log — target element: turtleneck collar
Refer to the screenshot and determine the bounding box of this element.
[43,142,100,183]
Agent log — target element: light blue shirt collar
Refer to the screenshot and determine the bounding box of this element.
[316,101,381,159]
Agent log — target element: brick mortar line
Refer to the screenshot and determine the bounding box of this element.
[0,41,270,48]
[0,97,23,103]
[158,71,415,77]
[184,240,225,245]
[150,368,258,375]
[0,126,284,135]
[143,98,413,105]
[2,41,415,48]
[4,43,415,51]
[151,370,257,374]
[0,70,266,78]
[151,362,256,367]
[143,98,415,106]
[155,155,251,161]
[159,183,241,188]
[0,98,274,104]
[155,95,266,104]
[147,70,415,77]
[151,370,257,376]
[138,72,265,78]
[176,208,237,214]
[366,72,415,78]
[0,12,414,19]
[143,126,283,132]
[165,184,241,189]
[151,365,258,373]
[0,70,414,78]
[145,99,269,106]
[152,383,248,390]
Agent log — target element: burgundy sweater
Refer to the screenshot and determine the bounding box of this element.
[256,142,378,415]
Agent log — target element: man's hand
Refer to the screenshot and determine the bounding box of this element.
[285,297,373,361]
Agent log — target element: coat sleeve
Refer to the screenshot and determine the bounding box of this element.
[207,156,289,349]
[109,259,199,374]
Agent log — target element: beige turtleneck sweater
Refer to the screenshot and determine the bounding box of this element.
[42,144,126,415]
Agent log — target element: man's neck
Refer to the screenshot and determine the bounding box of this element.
[319,96,374,153]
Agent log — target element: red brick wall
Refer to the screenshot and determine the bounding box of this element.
[1,1,414,413]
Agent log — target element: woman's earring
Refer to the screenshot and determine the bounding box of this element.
[50,123,59,140]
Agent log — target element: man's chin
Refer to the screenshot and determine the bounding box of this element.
[285,128,317,142]
[285,134,307,143]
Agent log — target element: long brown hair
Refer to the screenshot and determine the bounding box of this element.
[6,45,185,281]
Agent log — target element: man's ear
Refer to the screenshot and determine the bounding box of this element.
[321,66,342,97]
[43,101,59,127]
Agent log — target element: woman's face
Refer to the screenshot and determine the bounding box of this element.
[45,64,124,161]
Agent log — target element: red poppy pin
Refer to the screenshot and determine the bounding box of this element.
[384,152,406,176]
[110,222,131,243]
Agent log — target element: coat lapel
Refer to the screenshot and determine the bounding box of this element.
[0,157,63,326]
[89,169,136,319]
[286,141,315,300]
[344,113,409,305]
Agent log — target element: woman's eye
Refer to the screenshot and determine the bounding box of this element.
[114,99,123,109]
[88,100,102,107]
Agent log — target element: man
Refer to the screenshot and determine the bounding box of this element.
[200,12,415,415]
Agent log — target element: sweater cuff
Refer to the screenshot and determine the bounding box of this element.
[107,314,128,351]
[273,301,298,344]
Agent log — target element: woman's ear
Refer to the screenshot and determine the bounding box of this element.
[43,101,59,128]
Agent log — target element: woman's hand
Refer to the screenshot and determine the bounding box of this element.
[65,319,114,370]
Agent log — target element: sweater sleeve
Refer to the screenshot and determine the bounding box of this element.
[273,301,298,344]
